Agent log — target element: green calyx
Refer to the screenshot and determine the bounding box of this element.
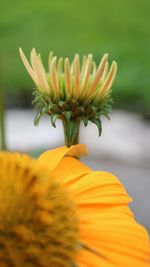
[32,89,113,147]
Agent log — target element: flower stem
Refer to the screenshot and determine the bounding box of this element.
[62,119,80,147]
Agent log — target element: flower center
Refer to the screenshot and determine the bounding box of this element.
[0,152,78,267]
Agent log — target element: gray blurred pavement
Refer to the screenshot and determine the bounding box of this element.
[5,109,150,229]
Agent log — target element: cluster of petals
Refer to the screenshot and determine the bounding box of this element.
[19,48,117,101]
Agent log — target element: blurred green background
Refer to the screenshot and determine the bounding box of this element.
[0,0,150,116]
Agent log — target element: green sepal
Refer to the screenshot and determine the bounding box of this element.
[73,106,84,117]
[58,100,69,111]
[90,118,102,136]
[51,114,60,128]
[32,95,42,105]
[68,98,79,110]
[34,112,42,126]
[85,105,97,118]
[41,107,48,115]
[32,90,38,96]
[48,103,57,110]
[52,105,61,114]
[99,111,110,120]
[81,116,88,127]
[62,111,72,122]
[32,88,113,144]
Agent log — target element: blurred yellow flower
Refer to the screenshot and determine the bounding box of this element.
[0,146,149,267]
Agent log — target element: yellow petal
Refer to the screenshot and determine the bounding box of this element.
[86,53,108,99]
[81,55,87,75]
[57,57,63,74]
[78,214,150,267]
[77,249,114,267]
[68,171,132,205]
[19,48,39,87]
[38,144,88,171]
[74,172,150,267]
[101,61,109,81]
[38,145,150,267]
[92,61,97,75]
[48,51,53,73]
[50,56,60,97]
[98,61,117,98]
[80,54,93,96]
[31,48,50,94]
[64,58,72,99]
[53,156,91,185]
[74,54,80,97]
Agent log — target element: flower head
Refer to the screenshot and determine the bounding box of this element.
[0,147,149,267]
[19,48,117,146]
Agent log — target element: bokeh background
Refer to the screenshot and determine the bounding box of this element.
[0,0,150,229]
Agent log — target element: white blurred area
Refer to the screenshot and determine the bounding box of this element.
[5,109,150,229]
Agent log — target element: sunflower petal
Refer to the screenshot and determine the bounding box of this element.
[53,156,91,185]
[78,209,150,267]
[38,144,88,170]
[67,171,132,205]
[72,171,150,267]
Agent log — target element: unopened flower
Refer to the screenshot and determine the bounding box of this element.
[19,48,117,101]
[19,48,117,146]
[0,147,149,267]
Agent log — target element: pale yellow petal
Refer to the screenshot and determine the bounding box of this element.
[30,48,50,94]
[80,54,93,96]
[86,53,108,99]
[98,61,117,98]
[64,58,72,98]
[19,48,39,87]
[50,56,60,97]
[48,51,53,73]
[74,54,80,97]
[101,61,109,81]
[57,57,63,74]
[92,61,97,75]
[81,55,87,75]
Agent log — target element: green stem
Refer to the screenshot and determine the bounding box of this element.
[62,119,80,147]
[0,60,6,150]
